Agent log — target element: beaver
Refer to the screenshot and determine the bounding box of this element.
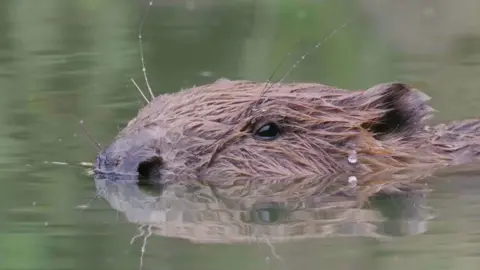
[94,78,480,185]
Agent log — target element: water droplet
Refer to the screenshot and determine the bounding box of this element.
[199,70,213,77]
[348,176,358,186]
[348,150,358,164]
[75,204,88,210]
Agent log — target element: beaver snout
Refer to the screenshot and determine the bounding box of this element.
[94,135,163,180]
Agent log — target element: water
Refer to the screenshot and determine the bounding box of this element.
[1,0,480,269]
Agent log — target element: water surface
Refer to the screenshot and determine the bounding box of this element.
[1,0,480,269]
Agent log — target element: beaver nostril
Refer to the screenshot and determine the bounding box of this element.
[137,156,163,179]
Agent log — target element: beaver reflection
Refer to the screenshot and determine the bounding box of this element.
[245,202,287,225]
[93,169,436,244]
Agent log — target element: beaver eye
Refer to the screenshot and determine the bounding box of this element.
[253,122,281,141]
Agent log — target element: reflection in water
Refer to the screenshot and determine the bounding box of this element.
[93,169,437,244]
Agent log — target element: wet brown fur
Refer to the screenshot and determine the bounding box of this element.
[98,78,480,184]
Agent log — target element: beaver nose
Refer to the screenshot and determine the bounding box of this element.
[94,136,163,180]
[136,155,163,179]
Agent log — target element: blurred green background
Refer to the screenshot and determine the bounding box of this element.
[1,0,480,269]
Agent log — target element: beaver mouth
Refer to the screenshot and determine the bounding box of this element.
[95,153,163,178]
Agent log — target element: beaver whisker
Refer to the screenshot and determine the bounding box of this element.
[78,120,102,151]
[277,21,350,86]
[258,21,350,104]
[245,21,350,122]
[136,0,155,101]
[131,78,150,104]
[259,40,301,99]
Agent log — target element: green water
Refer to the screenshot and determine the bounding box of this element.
[1,0,480,269]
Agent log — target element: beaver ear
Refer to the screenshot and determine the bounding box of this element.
[359,82,433,137]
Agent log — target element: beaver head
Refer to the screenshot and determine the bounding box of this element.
[95,78,443,184]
